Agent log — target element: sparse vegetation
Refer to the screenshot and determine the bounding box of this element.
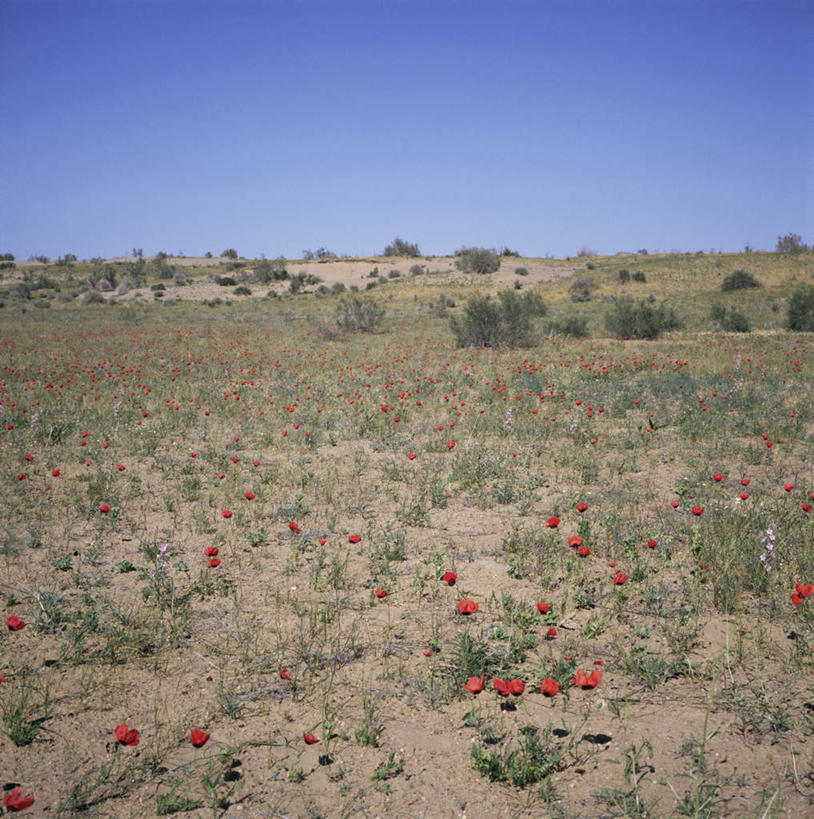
[721,269,760,291]
[449,289,546,347]
[384,237,420,257]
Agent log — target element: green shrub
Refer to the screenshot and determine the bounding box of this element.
[569,276,597,302]
[604,295,681,339]
[233,285,252,296]
[254,257,288,282]
[220,248,238,259]
[548,314,589,337]
[450,290,546,348]
[455,247,501,275]
[710,303,750,332]
[216,276,236,286]
[721,269,760,291]
[631,271,646,282]
[384,237,420,257]
[787,285,814,331]
[514,267,529,276]
[617,269,630,283]
[335,293,385,333]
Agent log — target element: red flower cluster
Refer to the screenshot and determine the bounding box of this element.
[571,668,602,689]
[791,583,814,606]
[493,677,524,696]
[457,599,478,614]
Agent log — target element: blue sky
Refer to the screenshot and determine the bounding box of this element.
[1,0,811,260]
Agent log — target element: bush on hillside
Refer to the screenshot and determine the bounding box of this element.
[604,296,681,339]
[455,247,501,275]
[787,285,814,331]
[384,237,420,257]
[450,290,546,348]
[710,303,750,332]
[721,269,760,291]
[335,293,385,333]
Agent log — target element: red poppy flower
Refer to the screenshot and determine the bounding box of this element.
[289,521,301,533]
[99,503,110,513]
[670,499,680,508]
[319,538,327,546]
[613,572,628,585]
[784,482,794,492]
[740,478,750,486]
[536,602,551,613]
[244,491,255,501]
[608,561,616,568]
[576,502,588,512]
[546,627,557,638]
[253,460,260,467]
[713,473,724,482]
[117,464,125,471]
[463,675,485,693]
[204,546,219,556]
[547,516,561,528]
[647,539,657,549]
[114,724,141,745]
[374,588,387,598]
[6,615,25,631]
[221,509,232,519]
[446,441,456,449]
[217,473,225,480]
[540,677,560,697]
[691,506,704,516]
[190,452,197,457]
[24,454,34,461]
[303,732,319,744]
[407,452,416,460]
[792,593,803,605]
[442,571,457,586]
[740,493,750,500]
[571,668,602,689]
[51,469,60,477]
[17,473,26,480]
[762,434,769,440]
[802,584,814,598]
[348,534,361,543]
[766,441,773,448]
[457,599,478,614]
[508,678,525,695]
[568,536,583,548]
[803,503,812,514]
[422,649,434,656]
[577,546,591,557]
[190,729,210,747]
[208,558,221,568]
[3,786,35,813]
[493,678,510,696]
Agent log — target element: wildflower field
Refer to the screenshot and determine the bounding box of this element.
[1,252,813,817]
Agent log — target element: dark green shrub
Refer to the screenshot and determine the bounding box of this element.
[331,282,346,295]
[216,276,236,286]
[617,269,630,283]
[388,269,401,279]
[604,295,681,339]
[787,285,814,331]
[384,237,420,257]
[233,285,252,296]
[220,248,238,259]
[150,283,165,291]
[721,269,760,291]
[514,267,529,276]
[335,293,385,332]
[449,290,546,348]
[710,303,750,332]
[455,247,501,275]
[631,271,646,282]
[548,314,589,337]
[409,264,425,276]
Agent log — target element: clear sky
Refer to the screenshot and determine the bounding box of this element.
[1,0,811,260]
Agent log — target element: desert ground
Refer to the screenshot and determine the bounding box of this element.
[1,250,813,817]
